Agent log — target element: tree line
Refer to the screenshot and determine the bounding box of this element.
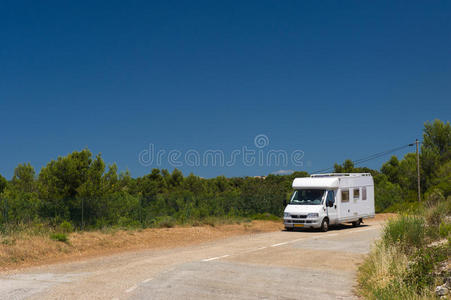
[0,119,449,229]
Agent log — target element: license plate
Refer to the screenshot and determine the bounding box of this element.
[294,224,304,227]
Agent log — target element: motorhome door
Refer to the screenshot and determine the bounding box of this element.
[326,190,338,224]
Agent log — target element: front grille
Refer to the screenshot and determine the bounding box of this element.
[291,215,307,219]
[292,220,305,224]
[286,219,314,224]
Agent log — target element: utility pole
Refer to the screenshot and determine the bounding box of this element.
[81,198,84,230]
[416,139,421,202]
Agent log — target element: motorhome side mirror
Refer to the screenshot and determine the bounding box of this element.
[283,200,287,206]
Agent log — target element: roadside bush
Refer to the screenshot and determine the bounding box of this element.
[358,242,414,300]
[31,222,50,236]
[359,200,451,299]
[202,216,218,227]
[250,213,281,221]
[95,218,109,229]
[190,219,202,227]
[383,215,425,253]
[439,221,451,238]
[424,201,449,226]
[152,216,176,228]
[358,235,447,299]
[59,221,74,233]
[384,201,422,214]
[404,246,449,293]
[50,233,68,243]
[1,237,16,246]
[117,217,141,229]
[424,188,445,206]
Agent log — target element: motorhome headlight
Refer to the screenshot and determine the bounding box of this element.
[307,213,319,218]
[283,213,290,218]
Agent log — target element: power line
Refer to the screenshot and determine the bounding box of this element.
[353,143,414,165]
[313,142,417,173]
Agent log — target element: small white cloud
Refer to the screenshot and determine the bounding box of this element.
[272,169,295,175]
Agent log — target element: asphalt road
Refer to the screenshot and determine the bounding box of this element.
[0,222,382,300]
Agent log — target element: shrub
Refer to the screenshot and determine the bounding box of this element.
[250,213,281,221]
[31,222,49,235]
[403,246,449,293]
[358,242,413,299]
[383,215,425,253]
[1,238,16,245]
[50,233,68,243]
[439,221,451,238]
[118,217,141,229]
[359,233,445,299]
[425,188,445,206]
[359,201,451,299]
[384,201,422,214]
[202,217,217,227]
[59,221,74,233]
[190,220,202,227]
[153,216,176,228]
[424,200,449,226]
[95,218,109,229]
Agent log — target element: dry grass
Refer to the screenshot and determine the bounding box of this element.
[358,242,410,297]
[0,220,283,271]
[358,209,450,300]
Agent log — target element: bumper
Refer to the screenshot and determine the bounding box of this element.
[284,218,321,229]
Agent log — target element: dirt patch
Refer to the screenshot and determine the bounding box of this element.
[0,221,283,272]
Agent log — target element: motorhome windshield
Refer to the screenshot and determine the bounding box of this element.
[290,189,325,205]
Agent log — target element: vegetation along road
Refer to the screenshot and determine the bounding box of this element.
[0,217,386,300]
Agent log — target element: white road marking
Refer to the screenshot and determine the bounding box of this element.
[291,237,306,243]
[271,242,289,247]
[202,254,230,262]
[142,278,153,283]
[272,237,308,247]
[125,284,137,293]
[201,227,375,262]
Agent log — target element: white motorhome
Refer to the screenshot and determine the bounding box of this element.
[283,173,375,232]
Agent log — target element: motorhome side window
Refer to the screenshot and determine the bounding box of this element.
[353,188,360,200]
[327,190,335,206]
[362,187,367,200]
[341,189,349,202]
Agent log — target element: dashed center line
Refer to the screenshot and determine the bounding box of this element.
[125,284,137,293]
[202,229,376,262]
[271,241,289,247]
[202,254,230,262]
[122,226,380,297]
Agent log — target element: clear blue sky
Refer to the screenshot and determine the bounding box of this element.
[1,1,450,179]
